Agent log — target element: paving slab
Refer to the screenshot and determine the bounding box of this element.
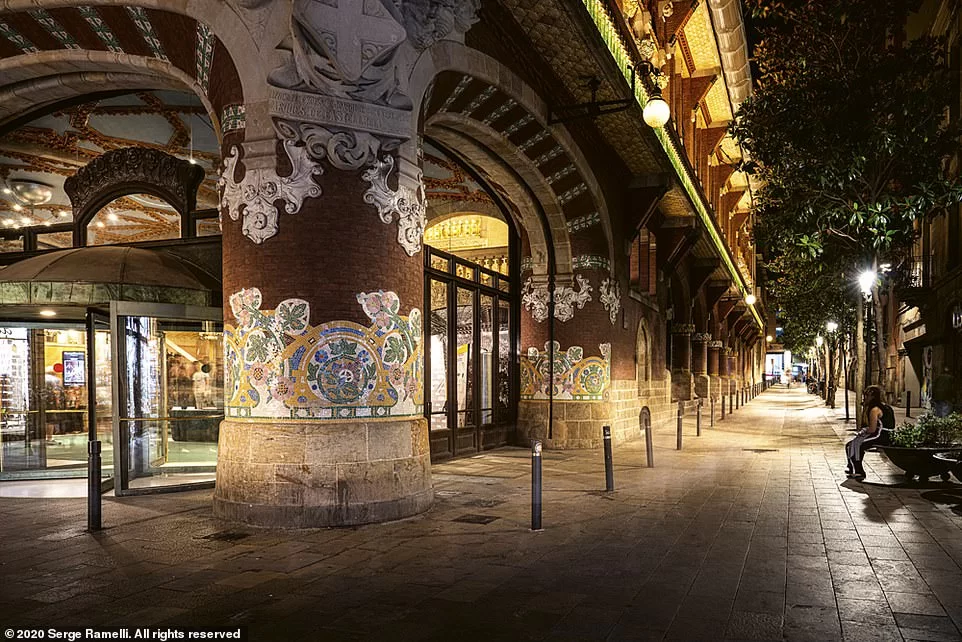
[1,386,961,640]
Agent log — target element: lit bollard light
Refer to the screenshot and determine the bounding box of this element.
[531,440,542,531]
[602,425,614,492]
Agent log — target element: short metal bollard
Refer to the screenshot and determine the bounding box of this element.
[906,391,912,418]
[602,425,614,491]
[87,439,102,532]
[531,440,543,531]
[676,402,684,450]
[711,397,715,427]
[721,393,726,420]
[644,417,654,468]
[696,399,702,436]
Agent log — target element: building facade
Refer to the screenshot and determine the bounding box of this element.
[0,0,766,526]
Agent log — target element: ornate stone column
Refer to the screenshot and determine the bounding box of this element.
[671,323,695,401]
[692,332,711,399]
[708,340,723,401]
[214,1,479,527]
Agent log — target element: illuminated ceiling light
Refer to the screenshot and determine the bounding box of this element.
[826,321,838,333]
[12,204,22,212]
[188,158,197,165]
[766,335,773,343]
[643,90,671,128]
[2,219,12,227]
[858,270,876,295]
[745,293,757,306]
[9,179,53,206]
[107,212,119,222]
[96,221,106,228]
[59,210,70,217]
[1,187,10,195]
[43,220,52,227]
[20,216,30,225]
[815,335,824,347]
[39,310,57,317]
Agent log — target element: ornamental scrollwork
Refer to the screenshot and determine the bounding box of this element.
[522,275,593,323]
[275,119,394,171]
[362,154,427,256]
[219,141,322,245]
[600,278,621,325]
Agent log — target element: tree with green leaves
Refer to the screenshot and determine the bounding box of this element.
[731,0,962,410]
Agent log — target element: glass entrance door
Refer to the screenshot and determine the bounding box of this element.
[86,310,113,489]
[112,302,222,494]
[425,247,516,461]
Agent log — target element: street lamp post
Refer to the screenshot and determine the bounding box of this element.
[826,321,838,409]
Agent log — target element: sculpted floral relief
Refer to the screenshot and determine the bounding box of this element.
[521,275,593,323]
[219,141,322,244]
[520,341,611,402]
[600,278,621,326]
[225,287,422,419]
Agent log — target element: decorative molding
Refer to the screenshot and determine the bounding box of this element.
[362,154,427,257]
[64,147,204,223]
[522,274,593,323]
[572,254,610,272]
[226,288,422,419]
[219,141,322,244]
[708,340,724,349]
[521,341,611,401]
[566,212,601,233]
[275,118,389,171]
[671,323,696,334]
[268,0,480,108]
[600,278,621,326]
[555,274,593,322]
[221,105,246,133]
[692,332,713,342]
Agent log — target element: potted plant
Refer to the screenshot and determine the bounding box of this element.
[880,413,962,481]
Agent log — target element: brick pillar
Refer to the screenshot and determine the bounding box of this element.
[708,340,723,401]
[671,323,695,401]
[692,332,710,399]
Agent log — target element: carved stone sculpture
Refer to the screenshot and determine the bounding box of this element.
[600,278,621,325]
[220,140,322,244]
[269,0,480,108]
[361,154,427,256]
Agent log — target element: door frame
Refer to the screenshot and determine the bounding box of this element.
[110,300,221,496]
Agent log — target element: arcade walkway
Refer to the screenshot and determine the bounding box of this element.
[2,387,962,641]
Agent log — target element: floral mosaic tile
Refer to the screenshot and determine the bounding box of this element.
[225,288,422,420]
[520,341,610,401]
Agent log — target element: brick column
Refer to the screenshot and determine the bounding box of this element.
[671,323,695,401]
[708,340,723,401]
[692,332,711,399]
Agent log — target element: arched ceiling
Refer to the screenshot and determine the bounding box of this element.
[0,89,220,246]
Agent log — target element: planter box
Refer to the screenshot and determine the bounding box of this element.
[875,445,962,481]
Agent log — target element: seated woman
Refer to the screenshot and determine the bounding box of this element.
[845,385,895,479]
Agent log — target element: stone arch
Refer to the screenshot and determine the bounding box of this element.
[636,318,652,391]
[407,41,616,278]
[0,4,254,138]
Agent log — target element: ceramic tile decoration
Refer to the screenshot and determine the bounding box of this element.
[125,7,169,62]
[566,212,601,233]
[572,255,610,271]
[78,7,124,53]
[28,9,80,49]
[195,22,215,93]
[221,105,246,133]
[520,341,611,401]
[225,288,422,419]
[0,21,38,53]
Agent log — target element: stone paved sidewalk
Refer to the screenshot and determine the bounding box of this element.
[2,386,962,641]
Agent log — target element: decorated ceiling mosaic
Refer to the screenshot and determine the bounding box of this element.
[422,140,493,209]
[0,90,220,247]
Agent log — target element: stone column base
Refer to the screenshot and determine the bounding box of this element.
[694,374,710,399]
[214,418,432,528]
[671,371,694,402]
[517,400,614,449]
[709,376,722,400]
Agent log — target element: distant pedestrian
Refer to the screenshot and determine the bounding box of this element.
[932,367,955,418]
[845,385,894,479]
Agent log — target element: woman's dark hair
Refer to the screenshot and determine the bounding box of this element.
[863,385,884,411]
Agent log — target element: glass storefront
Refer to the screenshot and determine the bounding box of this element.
[0,325,112,479]
[116,313,223,490]
[0,304,222,491]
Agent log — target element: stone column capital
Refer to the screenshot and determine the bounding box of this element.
[708,340,724,349]
[672,323,696,335]
[692,332,713,343]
